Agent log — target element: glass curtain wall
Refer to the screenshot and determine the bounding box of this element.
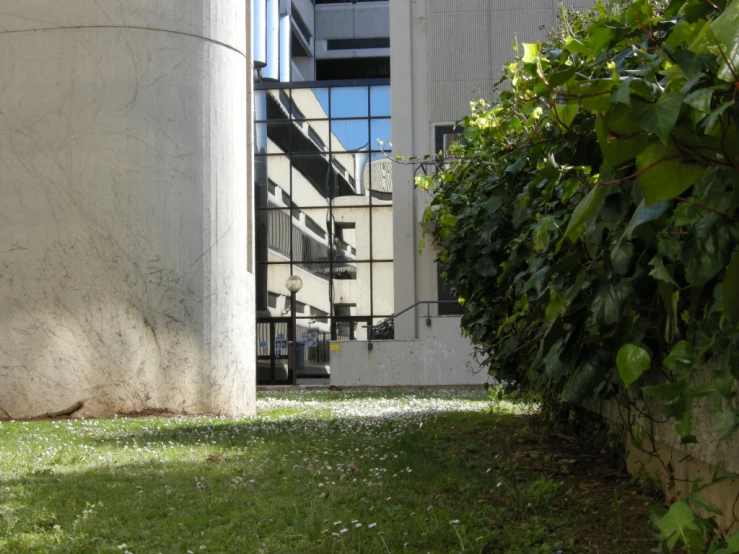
[255,80,393,383]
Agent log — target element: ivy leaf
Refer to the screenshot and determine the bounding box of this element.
[687,496,723,516]
[545,291,564,322]
[683,213,733,286]
[714,530,739,554]
[664,0,688,18]
[657,501,700,550]
[649,255,679,286]
[590,280,632,325]
[633,92,685,145]
[522,266,550,296]
[703,101,734,135]
[548,66,576,87]
[673,48,716,80]
[683,87,714,114]
[596,118,648,168]
[558,184,601,251]
[522,42,541,63]
[562,350,610,404]
[724,248,739,325]
[642,380,687,401]
[708,408,739,441]
[664,341,693,375]
[609,78,632,105]
[622,199,670,241]
[711,0,739,83]
[611,241,635,275]
[616,344,651,386]
[564,37,591,55]
[440,214,457,227]
[636,141,703,205]
[551,103,579,129]
[543,341,566,379]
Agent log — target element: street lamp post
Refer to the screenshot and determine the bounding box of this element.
[285,275,303,386]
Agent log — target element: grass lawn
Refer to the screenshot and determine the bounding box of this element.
[0,388,657,553]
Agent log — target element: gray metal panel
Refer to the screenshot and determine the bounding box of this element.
[428,12,493,82]
[429,81,495,123]
[429,0,489,13]
[315,4,389,40]
[489,8,558,77]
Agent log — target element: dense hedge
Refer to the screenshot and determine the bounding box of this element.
[419,0,739,549]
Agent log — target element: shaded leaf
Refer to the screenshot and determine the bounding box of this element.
[664,341,693,375]
[562,350,610,404]
[724,248,739,324]
[683,86,714,114]
[683,213,733,286]
[642,380,687,400]
[633,92,685,145]
[622,199,671,241]
[616,344,651,386]
[673,48,716,80]
[559,185,601,250]
[590,280,632,325]
[649,255,679,286]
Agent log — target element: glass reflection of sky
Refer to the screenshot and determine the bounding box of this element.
[279,85,391,156]
[315,88,329,116]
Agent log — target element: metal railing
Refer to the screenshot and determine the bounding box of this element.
[366,300,459,350]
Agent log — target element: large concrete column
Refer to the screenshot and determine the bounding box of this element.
[0,1,255,418]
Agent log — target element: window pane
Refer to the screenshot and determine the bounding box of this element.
[293,120,330,154]
[367,155,393,204]
[371,207,393,259]
[370,85,391,117]
[290,154,333,202]
[255,155,292,208]
[330,153,367,197]
[292,208,330,263]
[263,209,291,258]
[291,87,330,119]
[331,207,368,261]
[330,119,370,152]
[334,262,371,316]
[372,262,394,316]
[370,118,391,151]
[255,89,283,121]
[330,86,369,118]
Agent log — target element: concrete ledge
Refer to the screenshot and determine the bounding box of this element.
[328,316,488,387]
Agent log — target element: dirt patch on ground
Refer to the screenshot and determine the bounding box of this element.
[443,412,661,553]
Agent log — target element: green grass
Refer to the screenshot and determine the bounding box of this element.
[0,389,639,553]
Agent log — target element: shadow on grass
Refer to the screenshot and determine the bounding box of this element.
[0,412,497,554]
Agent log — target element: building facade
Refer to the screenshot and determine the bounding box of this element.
[252,0,596,386]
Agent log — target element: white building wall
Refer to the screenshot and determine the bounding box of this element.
[390,0,593,349]
[329,317,487,387]
[0,1,255,418]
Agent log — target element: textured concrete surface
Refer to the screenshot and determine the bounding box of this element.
[329,316,488,387]
[590,359,739,530]
[0,1,255,418]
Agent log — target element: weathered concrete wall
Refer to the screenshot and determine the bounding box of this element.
[0,1,256,418]
[589,361,739,530]
[329,316,488,387]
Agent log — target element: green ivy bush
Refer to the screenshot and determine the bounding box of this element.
[418,0,739,549]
